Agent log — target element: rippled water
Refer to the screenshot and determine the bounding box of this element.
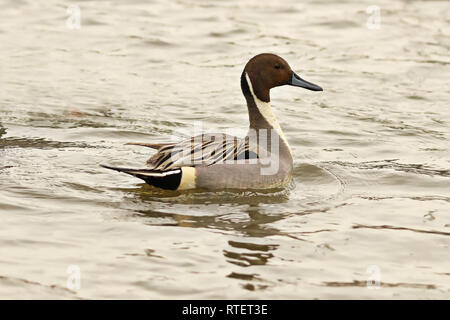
[1,0,449,299]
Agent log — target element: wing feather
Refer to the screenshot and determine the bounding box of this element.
[145,133,256,170]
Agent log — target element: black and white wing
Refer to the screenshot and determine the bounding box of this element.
[144,133,258,170]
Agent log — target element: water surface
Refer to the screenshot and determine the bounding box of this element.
[0,0,449,299]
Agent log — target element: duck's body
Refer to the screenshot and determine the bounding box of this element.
[102,53,322,191]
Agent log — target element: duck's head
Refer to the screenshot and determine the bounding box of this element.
[242,53,323,102]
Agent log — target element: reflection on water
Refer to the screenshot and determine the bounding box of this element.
[224,240,277,291]
[1,0,449,299]
[130,184,293,240]
[225,242,276,268]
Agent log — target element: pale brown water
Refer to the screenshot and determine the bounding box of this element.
[0,0,449,299]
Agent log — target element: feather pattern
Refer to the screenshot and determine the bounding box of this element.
[144,133,258,171]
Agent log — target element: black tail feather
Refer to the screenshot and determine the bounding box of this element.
[101,165,182,190]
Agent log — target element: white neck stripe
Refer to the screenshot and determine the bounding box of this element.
[244,73,291,152]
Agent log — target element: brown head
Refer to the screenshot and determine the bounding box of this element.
[242,53,322,102]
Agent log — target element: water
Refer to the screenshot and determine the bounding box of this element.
[1,0,449,299]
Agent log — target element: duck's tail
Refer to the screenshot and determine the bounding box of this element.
[101,165,182,190]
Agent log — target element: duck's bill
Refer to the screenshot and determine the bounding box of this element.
[289,72,323,91]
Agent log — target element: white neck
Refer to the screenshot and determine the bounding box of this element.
[245,73,292,153]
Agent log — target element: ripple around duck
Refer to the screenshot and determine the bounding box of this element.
[101,162,349,238]
[293,163,347,203]
[110,162,344,208]
[324,159,450,178]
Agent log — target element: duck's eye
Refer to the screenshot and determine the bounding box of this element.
[274,64,281,69]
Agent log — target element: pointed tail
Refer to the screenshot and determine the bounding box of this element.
[101,165,182,190]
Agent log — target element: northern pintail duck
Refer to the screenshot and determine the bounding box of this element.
[102,53,322,190]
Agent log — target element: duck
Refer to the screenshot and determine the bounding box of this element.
[101,53,323,191]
